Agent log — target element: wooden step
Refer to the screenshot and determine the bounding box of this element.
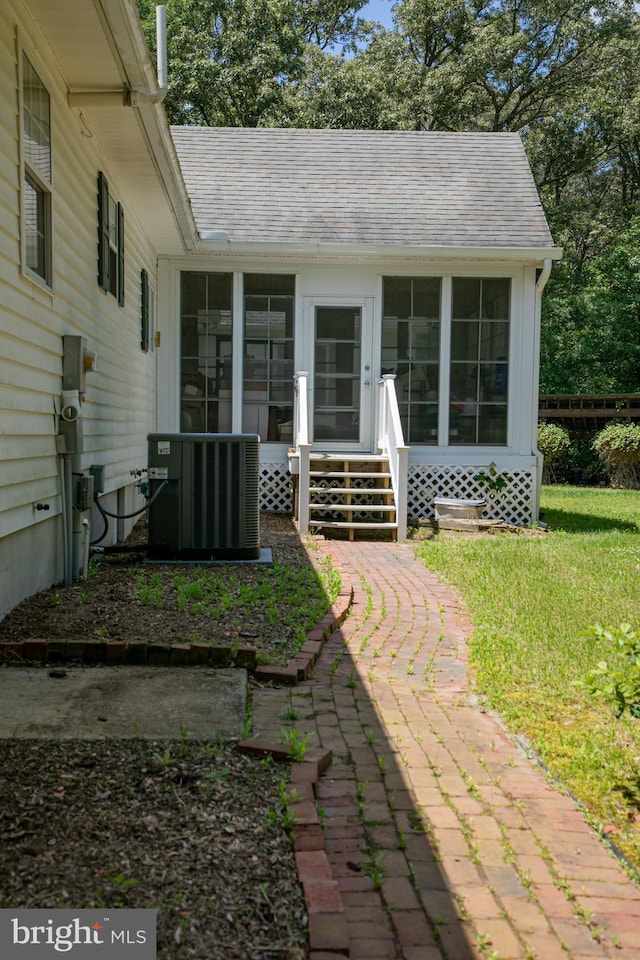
[309,453,388,462]
[309,485,392,495]
[309,504,396,514]
[310,521,398,530]
[310,471,391,479]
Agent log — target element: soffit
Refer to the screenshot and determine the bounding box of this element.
[25,0,192,254]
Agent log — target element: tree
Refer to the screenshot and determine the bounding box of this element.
[137,0,369,126]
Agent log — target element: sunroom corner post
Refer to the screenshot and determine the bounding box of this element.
[293,371,311,534]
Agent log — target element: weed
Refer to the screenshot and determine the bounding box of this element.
[362,847,386,889]
[280,727,311,762]
[280,706,300,722]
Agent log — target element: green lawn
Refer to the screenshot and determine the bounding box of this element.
[415,486,640,869]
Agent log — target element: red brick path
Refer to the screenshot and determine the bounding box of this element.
[253,539,640,959]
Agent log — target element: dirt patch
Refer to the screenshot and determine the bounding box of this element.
[0,514,321,958]
[0,739,307,959]
[0,514,337,667]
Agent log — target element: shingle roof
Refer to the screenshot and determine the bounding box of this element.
[171,127,554,250]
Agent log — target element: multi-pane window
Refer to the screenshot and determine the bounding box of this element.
[22,54,52,285]
[243,274,294,442]
[449,278,510,445]
[97,172,125,304]
[180,272,233,433]
[382,278,441,444]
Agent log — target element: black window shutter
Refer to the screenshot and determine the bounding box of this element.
[141,268,149,351]
[117,202,125,306]
[97,172,110,291]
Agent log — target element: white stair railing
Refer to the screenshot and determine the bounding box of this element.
[293,372,311,534]
[376,375,409,540]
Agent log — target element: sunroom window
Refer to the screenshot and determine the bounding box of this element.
[449,278,510,445]
[22,54,52,286]
[243,274,295,442]
[180,272,233,433]
[382,277,441,444]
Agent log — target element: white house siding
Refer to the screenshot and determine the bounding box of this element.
[158,256,542,523]
[0,0,159,618]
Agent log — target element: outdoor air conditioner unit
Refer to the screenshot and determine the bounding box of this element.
[147,433,260,560]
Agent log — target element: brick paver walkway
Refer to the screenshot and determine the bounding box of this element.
[252,539,640,960]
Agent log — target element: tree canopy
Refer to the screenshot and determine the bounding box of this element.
[138,0,640,394]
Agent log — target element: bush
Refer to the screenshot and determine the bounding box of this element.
[593,422,640,489]
[537,422,571,483]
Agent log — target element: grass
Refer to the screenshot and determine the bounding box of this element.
[414,486,640,868]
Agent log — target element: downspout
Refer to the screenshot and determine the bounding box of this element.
[533,258,552,521]
[130,6,168,105]
[63,454,74,585]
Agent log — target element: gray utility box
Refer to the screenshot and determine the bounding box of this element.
[147,433,260,560]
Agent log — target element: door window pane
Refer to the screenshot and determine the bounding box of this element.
[314,307,361,442]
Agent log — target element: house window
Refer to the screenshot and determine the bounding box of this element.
[97,172,124,305]
[21,54,52,286]
[382,278,441,444]
[243,274,295,442]
[180,271,233,433]
[449,278,510,445]
[141,269,154,352]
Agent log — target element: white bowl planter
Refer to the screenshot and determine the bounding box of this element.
[433,497,486,530]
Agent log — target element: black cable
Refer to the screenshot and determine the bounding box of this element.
[95,480,168,519]
[90,480,168,547]
[90,496,110,546]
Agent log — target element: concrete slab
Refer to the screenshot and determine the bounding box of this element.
[0,666,247,740]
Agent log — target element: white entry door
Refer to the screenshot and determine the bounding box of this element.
[310,299,373,449]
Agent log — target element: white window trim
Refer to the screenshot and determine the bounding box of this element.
[17,38,54,292]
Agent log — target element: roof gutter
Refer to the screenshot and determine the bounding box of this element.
[195,238,564,263]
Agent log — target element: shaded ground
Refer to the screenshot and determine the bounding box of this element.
[0,514,337,666]
[0,514,321,958]
[0,740,306,959]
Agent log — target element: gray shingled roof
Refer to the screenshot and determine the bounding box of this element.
[171,127,554,249]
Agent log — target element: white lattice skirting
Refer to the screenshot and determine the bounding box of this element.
[260,461,536,525]
[260,463,293,513]
[408,466,535,526]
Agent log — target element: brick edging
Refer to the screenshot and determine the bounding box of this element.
[0,562,354,681]
[236,554,357,958]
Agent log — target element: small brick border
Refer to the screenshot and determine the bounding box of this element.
[0,550,355,956]
[0,580,353,682]
[0,638,259,670]
[236,739,350,957]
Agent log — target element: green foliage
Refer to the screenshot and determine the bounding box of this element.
[578,624,640,719]
[138,0,640,389]
[537,423,571,482]
[415,486,640,866]
[280,727,311,762]
[593,422,640,489]
[474,462,507,498]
